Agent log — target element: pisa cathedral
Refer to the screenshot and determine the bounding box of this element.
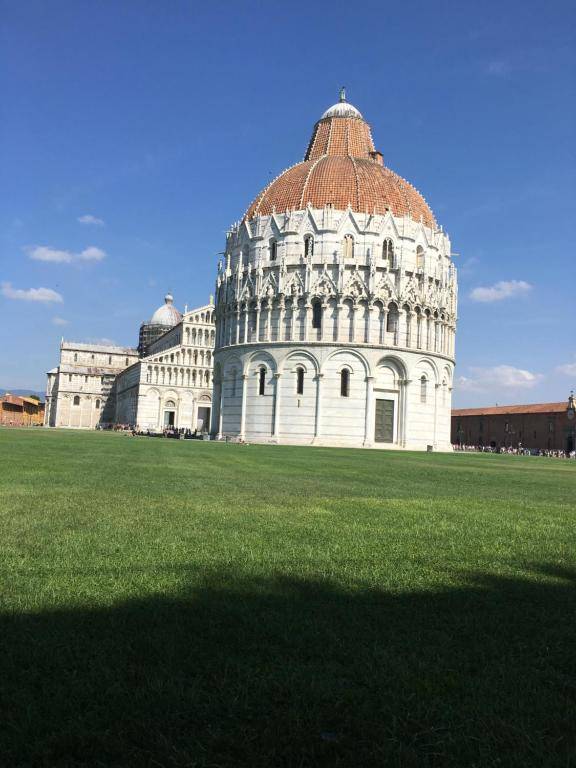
[45,294,215,431]
[211,91,457,449]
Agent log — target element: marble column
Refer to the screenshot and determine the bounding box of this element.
[278,298,285,342]
[243,305,249,344]
[255,303,261,343]
[266,301,273,342]
[313,373,324,442]
[363,375,375,446]
[272,372,281,438]
[303,303,311,342]
[239,373,248,440]
[335,303,343,342]
[400,378,411,446]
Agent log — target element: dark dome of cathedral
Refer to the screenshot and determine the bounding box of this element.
[244,91,436,228]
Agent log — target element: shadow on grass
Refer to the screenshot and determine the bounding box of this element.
[1,567,575,767]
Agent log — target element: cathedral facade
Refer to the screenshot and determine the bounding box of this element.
[45,294,215,432]
[212,93,457,450]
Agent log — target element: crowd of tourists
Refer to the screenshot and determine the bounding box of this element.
[453,444,575,459]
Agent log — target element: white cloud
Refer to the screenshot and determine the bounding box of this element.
[25,245,107,264]
[1,282,63,303]
[556,362,576,377]
[27,246,73,263]
[52,316,68,326]
[456,365,543,393]
[78,246,106,261]
[469,280,532,303]
[78,214,105,226]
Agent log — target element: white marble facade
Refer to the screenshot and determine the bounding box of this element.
[212,97,457,450]
[115,303,215,431]
[211,209,455,450]
[45,299,215,432]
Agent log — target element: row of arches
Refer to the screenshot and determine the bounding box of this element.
[216,298,454,357]
[236,237,443,272]
[150,348,212,367]
[189,311,215,324]
[184,327,215,346]
[217,348,452,392]
[145,366,212,387]
[212,349,453,448]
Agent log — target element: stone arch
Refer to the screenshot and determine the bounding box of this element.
[245,349,278,376]
[411,356,439,383]
[375,354,408,388]
[321,347,370,378]
[278,348,320,376]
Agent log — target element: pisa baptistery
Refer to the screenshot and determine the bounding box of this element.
[211,91,457,450]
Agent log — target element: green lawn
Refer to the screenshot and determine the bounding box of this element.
[1,428,575,767]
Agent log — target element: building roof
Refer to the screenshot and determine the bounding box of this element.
[452,402,568,417]
[62,341,138,355]
[244,92,436,228]
[1,393,43,408]
[149,293,183,327]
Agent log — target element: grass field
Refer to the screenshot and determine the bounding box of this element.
[0,428,575,767]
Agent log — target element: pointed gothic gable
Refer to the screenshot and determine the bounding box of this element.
[260,271,278,299]
[240,274,255,301]
[298,206,320,235]
[374,272,397,301]
[343,268,369,299]
[400,275,420,306]
[283,269,305,297]
[310,267,337,297]
[378,209,402,239]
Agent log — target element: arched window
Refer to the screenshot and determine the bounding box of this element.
[73,395,80,406]
[296,367,304,395]
[387,304,399,335]
[258,367,266,396]
[74,353,77,362]
[243,247,249,267]
[269,239,278,261]
[304,234,314,257]
[420,375,427,404]
[382,238,394,268]
[165,400,176,408]
[108,355,112,365]
[340,369,350,397]
[231,369,237,397]
[416,246,425,271]
[95,398,101,409]
[125,357,129,366]
[312,301,322,329]
[342,234,354,259]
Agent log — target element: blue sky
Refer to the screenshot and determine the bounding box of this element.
[1,0,574,406]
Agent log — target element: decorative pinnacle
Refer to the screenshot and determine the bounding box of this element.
[339,86,346,102]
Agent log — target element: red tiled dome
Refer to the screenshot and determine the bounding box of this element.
[245,96,436,228]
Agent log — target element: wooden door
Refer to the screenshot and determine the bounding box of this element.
[375,399,394,443]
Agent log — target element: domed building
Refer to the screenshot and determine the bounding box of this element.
[138,293,183,355]
[45,294,216,432]
[211,91,457,450]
